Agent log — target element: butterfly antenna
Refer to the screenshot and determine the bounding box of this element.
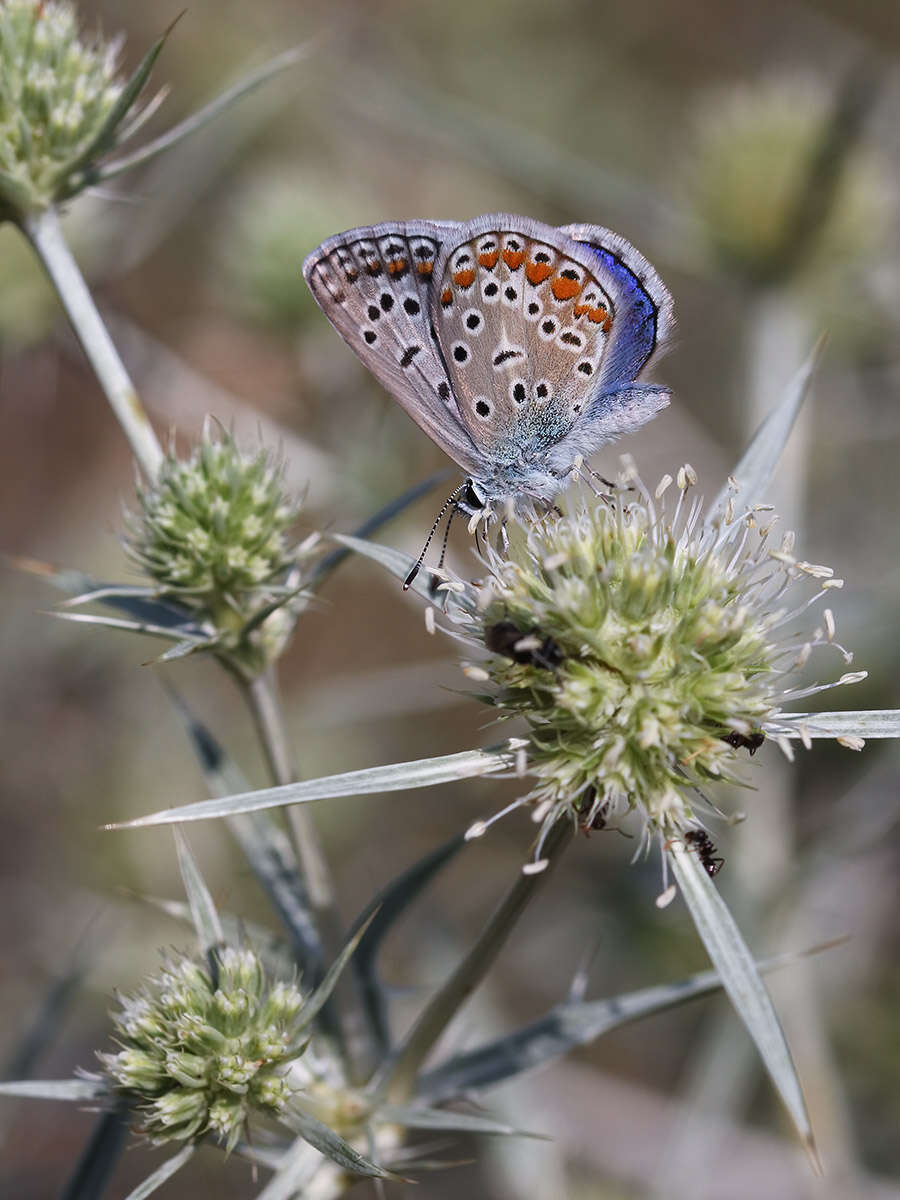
[436,503,459,571]
[403,484,466,590]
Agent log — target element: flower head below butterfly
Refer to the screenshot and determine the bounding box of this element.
[303,214,675,579]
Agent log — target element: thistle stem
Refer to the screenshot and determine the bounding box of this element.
[242,668,376,1082]
[371,815,575,1103]
[20,206,164,481]
[244,668,335,911]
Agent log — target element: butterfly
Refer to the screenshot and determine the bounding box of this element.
[303,214,673,577]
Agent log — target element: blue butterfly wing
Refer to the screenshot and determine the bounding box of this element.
[562,224,674,390]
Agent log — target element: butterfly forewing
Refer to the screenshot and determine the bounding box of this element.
[302,221,484,475]
[432,217,621,464]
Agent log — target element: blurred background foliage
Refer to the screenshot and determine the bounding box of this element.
[1,0,899,1196]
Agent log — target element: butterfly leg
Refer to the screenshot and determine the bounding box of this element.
[497,518,509,555]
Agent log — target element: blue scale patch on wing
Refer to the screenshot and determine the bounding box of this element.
[562,224,674,391]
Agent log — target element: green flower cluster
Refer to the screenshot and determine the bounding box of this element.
[469,465,852,835]
[0,0,124,218]
[126,427,307,669]
[100,947,308,1151]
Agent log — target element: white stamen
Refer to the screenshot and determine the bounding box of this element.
[823,608,835,640]
[542,552,569,571]
[522,859,549,875]
[837,735,865,751]
[839,671,868,685]
[823,578,844,589]
[776,735,795,761]
[655,884,677,909]
[655,474,673,499]
[462,664,490,682]
[424,606,436,635]
[465,821,487,840]
[796,561,834,579]
[515,747,528,777]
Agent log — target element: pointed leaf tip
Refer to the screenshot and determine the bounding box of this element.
[669,843,815,1154]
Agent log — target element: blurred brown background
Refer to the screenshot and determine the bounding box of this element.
[1,0,899,1196]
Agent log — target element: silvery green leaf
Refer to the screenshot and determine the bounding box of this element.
[155,637,214,663]
[44,608,208,645]
[332,534,476,614]
[53,19,175,197]
[668,841,817,1163]
[350,834,467,1053]
[95,44,314,183]
[416,947,816,1103]
[279,1111,396,1181]
[292,917,374,1040]
[106,744,518,829]
[707,341,822,526]
[0,1079,109,1101]
[776,709,900,738]
[9,555,198,629]
[173,828,223,954]
[165,687,323,972]
[379,1104,544,1139]
[122,1144,194,1200]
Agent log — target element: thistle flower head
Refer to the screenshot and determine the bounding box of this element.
[99,946,309,1151]
[0,0,128,218]
[458,462,862,842]
[125,426,311,673]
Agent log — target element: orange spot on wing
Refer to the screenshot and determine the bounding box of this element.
[525,261,553,285]
[551,276,581,301]
[478,250,499,269]
[502,249,525,270]
[416,261,433,275]
[452,268,476,287]
[588,306,612,331]
[573,303,590,317]
[440,288,453,306]
[387,257,408,276]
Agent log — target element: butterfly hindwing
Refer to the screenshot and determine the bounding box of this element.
[302,221,485,475]
[431,215,630,468]
[562,223,674,391]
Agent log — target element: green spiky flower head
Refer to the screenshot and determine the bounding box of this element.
[0,0,131,219]
[463,462,863,841]
[99,946,309,1152]
[126,425,310,674]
